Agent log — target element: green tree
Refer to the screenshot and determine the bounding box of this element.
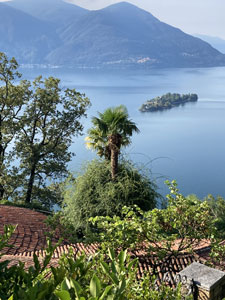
[14,76,90,207]
[0,52,30,200]
[62,159,158,236]
[85,127,111,160]
[86,105,139,179]
[90,181,215,261]
[204,194,225,234]
[188,194,225,239]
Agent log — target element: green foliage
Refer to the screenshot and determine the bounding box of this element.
[62,159,158,237]
[205,194,225,238]
[86,105,139,179]
[188,194,225,269]
[0,227,186,299]
[55,248,187,300]
[139,93,198,112]
[86,105,139,156]
[0,52,30,200]
[0,53,90,209]
[45,211,78,243]
[89,181,215,259]
[185,193,225,240]
[14,75,90,207]
[0,199,51,212]
[0,225,15,258]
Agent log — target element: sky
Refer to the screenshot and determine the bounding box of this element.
[66,0,225,39]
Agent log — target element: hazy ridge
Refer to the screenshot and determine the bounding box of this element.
[1,0,225,68]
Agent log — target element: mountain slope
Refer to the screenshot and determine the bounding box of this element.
[0,3,61,63]
[46,2,225,67]
[195,34,225,54]
[1,1,225,68]
[7,0,88,27]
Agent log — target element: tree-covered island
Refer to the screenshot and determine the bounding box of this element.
[139,92,198,112]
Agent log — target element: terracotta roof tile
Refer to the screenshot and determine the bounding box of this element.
[0,205,214,283]
[0,205,60,255]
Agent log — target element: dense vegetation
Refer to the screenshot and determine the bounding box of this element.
[0,226,189,300]
[0,52,90,210]
[2,184,225,299]
[89,181,216,255]
[61,159,158,237]
[139,93,198,112]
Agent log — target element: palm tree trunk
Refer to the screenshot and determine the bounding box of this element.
[109,134,121,180]
[111,146,119,180]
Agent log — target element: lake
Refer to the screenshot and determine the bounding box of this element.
[20,66,225,199]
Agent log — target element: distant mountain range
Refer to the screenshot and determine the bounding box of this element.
[7,0,87,28]
[1,0,225,68]
[194,34,225,54]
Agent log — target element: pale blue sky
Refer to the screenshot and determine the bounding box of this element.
[67,0,225,39]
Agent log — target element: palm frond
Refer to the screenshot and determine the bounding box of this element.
[86,105,139,157]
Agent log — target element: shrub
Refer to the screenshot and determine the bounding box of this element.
[0,226,188,300]
[62,159,158,236]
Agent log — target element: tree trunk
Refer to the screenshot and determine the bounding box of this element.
[25,163,36,204]
[105,145,111,161]
[0,115,4,199]
[108,134,121,180]
[111,146,119,180]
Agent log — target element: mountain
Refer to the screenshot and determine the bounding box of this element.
[0,3,61,63]
[46,2,225,68]
[7,0,88,28]
[1,1,225,68]
[194,34,225,54]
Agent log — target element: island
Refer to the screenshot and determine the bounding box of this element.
[139,93,198,112]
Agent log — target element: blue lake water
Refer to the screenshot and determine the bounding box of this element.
[20,66,225,199]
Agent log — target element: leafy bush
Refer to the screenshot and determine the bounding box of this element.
[89,181,216,259]
[205,194,225,237]
[186,193,225,239]
[0,226,188,300]
[62,159,158,236]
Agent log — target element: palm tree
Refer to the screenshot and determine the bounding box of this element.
[85,127,111,160]
[86,105,139,179]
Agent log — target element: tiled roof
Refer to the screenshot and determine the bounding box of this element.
[16,243,99,259]
[0,205,212,283]
[14,242,210,284]
[4,243,206,286]
[0,205,59,255]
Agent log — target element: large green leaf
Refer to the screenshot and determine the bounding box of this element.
[55,290,71,300]
[118,250,127,267]
[127,259,137,272]
[61,278,70,291]
[70,279,82,297]
[108,248,115,260]
[90,274,101,298]
[101,261,110,275]
[99,286,113,300]
[118,278,126,294]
